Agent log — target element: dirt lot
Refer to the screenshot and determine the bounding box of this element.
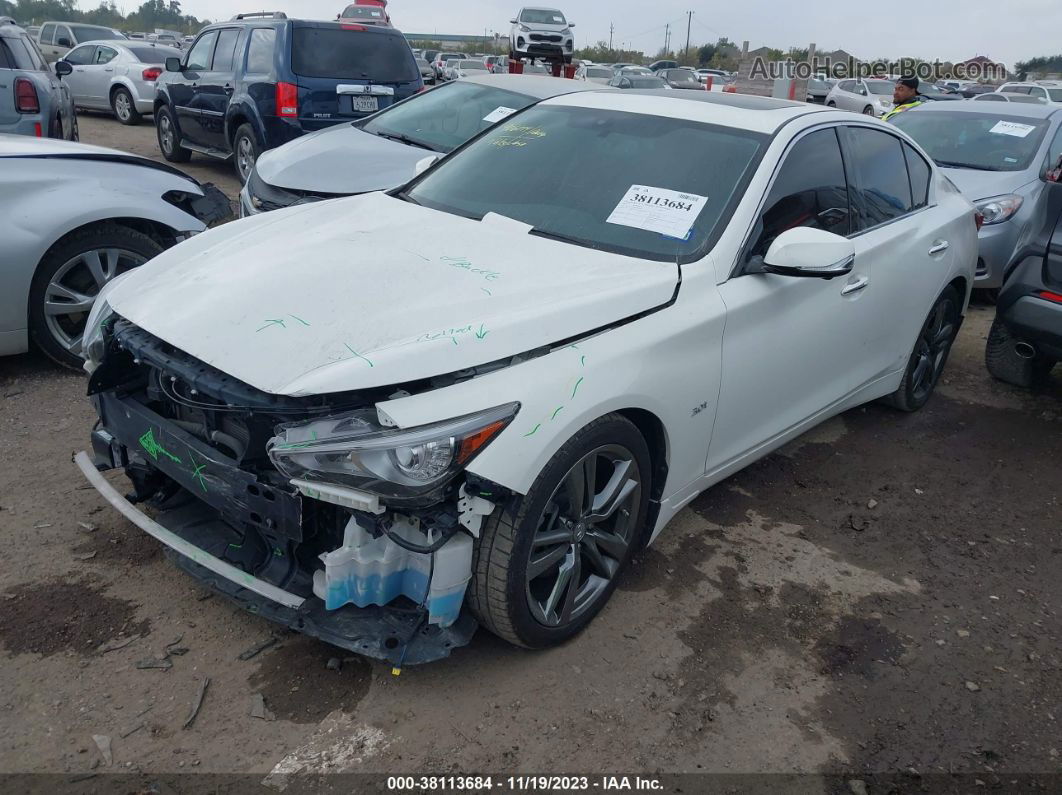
[1,114,1060,790]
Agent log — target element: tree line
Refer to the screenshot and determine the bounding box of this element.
[0,0,211,34]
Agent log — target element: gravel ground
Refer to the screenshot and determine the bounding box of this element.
[1,113,1060,789]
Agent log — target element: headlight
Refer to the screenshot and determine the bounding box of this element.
[267,402,519,500]
[518,24,530,32]
[82,274,129,372]
[976,194,1023,225]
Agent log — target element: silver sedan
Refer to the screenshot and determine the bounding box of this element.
[55,40,180,125]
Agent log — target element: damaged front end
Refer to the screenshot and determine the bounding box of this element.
[77,318,513,665]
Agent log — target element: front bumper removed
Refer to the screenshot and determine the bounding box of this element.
[74,451,477,665]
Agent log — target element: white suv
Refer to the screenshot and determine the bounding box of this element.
[996,82,1062,104]
[509,7,574,64]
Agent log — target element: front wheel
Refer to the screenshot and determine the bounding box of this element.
[156,105,190,162]
[468,414,652,648]
[826,101,836,107]
[883,286,961,412]
[863,105,876,116]
[28,224,163,369]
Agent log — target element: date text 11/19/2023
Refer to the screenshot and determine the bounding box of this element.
[386,776,664,791]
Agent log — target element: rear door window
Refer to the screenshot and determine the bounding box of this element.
[185,30,218,71]
[245,28,275,73]
[291,28,418,82]
[95,45,118,64]
[56,25,73,47]
[39,23,55,45]
[0,40,13,69]
[843,126,914,230]
[747,128,851,260]
[212,28,241,72]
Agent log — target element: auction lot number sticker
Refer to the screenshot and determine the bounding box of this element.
[387,775,664,791]
[606,185,708,239]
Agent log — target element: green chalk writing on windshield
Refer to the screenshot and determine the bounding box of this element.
[474,324,489,340]
[580,355,586,367]
[139,428,182,465]
[481,288,492,297]
[344,344,374,368]
[256,318,286,332]
[571,377,584,399]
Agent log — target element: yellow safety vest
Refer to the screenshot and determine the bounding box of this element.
[883,99,924,122]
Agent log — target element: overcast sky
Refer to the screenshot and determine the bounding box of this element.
[83,0,1059,68]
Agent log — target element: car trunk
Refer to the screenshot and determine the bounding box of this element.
[290,23,421,130]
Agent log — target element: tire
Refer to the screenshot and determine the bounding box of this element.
[468,414,652,648]
[28,224,163,370]
[985,318,1054,389]
[827,101,836,107]
[863,105,875,116]
[232,123,261,185]
[70,114,79,142]
[883,286,962,412]
[111,86,141,125]
[155,104,190,162]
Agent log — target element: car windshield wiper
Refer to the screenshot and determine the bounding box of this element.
[529,228,601,250]
[373,131,438,151]
[934,160,1003,171]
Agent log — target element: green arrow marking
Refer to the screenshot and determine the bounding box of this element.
[474,323,489,340]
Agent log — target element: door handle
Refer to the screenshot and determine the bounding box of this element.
[841,276,870,296]
[104,67,113,72]
[928,241,949,255]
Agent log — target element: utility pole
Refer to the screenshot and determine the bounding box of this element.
[608,22,614,52]
[685,11,692,60]
[664,24,670,56]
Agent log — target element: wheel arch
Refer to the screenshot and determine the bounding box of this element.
[614,407,670,547]
[108,78,135,102]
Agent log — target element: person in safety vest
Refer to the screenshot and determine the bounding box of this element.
[883,76,926,122]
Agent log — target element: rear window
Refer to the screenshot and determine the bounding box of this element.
[341,5,386,20]
[291,28,418,82]
[2,35,46,70]
[128,46,179,63]
[70,25,124,42]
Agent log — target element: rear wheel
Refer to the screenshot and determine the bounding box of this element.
[233,123,260,184]
[156,105,190,162]
[863,105,875,116]
[468,414,651,648]
[112,87,141,125]
[884,286,961,412]
[985,318,1054,388]
[29,224,162,369]
[827,101,836,107]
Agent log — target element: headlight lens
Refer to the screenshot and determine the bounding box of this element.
[267,402,519,499]
[82,274,129,372]
[976,194,1023,225]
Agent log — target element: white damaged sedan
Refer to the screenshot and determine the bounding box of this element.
[77,92,977,664]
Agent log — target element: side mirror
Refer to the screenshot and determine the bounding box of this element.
[57,36,72,47]
[1046,154,1062,183]
[54,60,72,77]
[569,22,576,27]
[165,56,182,72]
[762,227,856,279]
[414,154,440,176]
[509,19,517,24]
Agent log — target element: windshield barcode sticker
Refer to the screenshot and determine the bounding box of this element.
[989,121,1035,138]
[606,185,708,240]
[483,106,518,124]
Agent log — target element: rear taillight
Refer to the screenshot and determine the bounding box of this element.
[275,81,298,118]
[974,211,984,231]
[142,66,163,82]
[14,77,39,114]
[1038,290,1062,304]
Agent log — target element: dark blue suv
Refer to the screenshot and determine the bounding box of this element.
[154,12,422,183]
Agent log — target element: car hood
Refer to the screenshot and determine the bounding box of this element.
[107,193,679,396]
[254,124,430,194]
[940,167,1037,201]
[0,134,128,157]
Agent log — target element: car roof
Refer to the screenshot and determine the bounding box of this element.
[79,39,182,56]
[547,90,824,134]
[906,100,1062,120]
[0,22,27,38]
[465,73,614,99]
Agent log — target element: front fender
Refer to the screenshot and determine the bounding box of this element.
[0,158,205,336]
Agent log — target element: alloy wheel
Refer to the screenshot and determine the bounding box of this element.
[114,91,131,121]
[237,135,256,182]
[525,444,642,628]
[159,114,174,153]
[910,296,956,403]
[43,248,146,356]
